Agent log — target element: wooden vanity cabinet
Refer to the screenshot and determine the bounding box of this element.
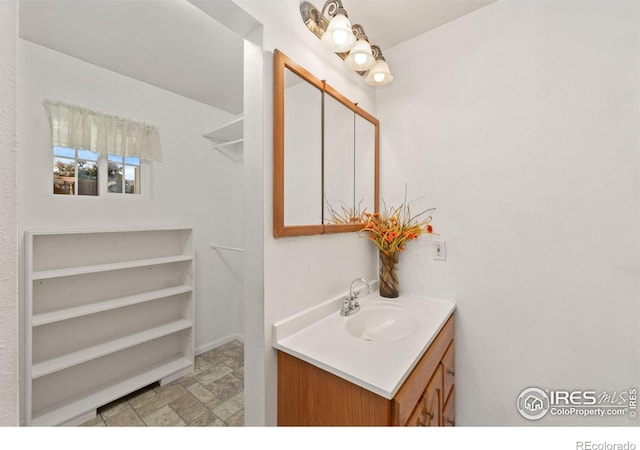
[277,314,455,426]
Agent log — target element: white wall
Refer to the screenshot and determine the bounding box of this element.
[241,26,267,428]
[0,0,19,427]
[378,0,640,425]
[18,40,244,390]
[235,0,378,425]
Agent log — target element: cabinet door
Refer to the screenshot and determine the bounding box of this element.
[423,365,442,426]
[442,341,455,401]
[405,394,426,426]
[443,386,455,426]
[405,365,442,426]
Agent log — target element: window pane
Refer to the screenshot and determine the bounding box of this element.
[108,159,123,193]
[78,149,99,161]
[108,154,123,163]
[78,158,98,196]
[124,156,140,165]
[53,147,75,158]
[53,157,75,195]
[124,165,140,194]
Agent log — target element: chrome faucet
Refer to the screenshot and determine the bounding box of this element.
[341,278,372,316]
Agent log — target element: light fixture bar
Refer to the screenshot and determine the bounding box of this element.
[300,1,393,85]
[301,1,327,40]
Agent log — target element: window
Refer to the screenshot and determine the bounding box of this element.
[53,147,99,196]
[108,155,141,194]
[52,148,145,196]
[43,99,162,198]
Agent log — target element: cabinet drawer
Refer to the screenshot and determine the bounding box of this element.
[442,341,455,400]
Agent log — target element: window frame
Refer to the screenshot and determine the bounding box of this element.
[53,147,99,197]
[105,154,143,196]
[52,147,151,199]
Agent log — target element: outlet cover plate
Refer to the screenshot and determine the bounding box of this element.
[433,241,446,261]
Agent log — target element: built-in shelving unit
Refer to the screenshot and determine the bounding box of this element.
[203,116,243,150]
[24,227,194,426]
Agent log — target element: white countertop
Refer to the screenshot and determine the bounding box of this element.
[272,291,456,399]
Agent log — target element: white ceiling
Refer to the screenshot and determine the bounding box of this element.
[344,0,495,50]
[18,0,494,115]
[19,0,245,114]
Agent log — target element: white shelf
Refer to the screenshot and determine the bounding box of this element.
[26,225,193,236]
[25,228,195,426]
[203,116,243,149]
[211,138,244,149]
[31,356,192,426]
[32,255,192,280]
[211,244,244,252]
[33,285,193,327]
[32,319,192,379]
[204,116,243,141]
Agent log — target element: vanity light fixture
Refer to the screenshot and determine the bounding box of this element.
[345,30,376,72]
[365,47,394,86]
[320,4,356,52]
[300,0,393,86]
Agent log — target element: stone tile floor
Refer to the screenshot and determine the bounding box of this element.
[80,340,244,427]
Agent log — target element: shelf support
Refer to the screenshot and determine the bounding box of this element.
[206,137,244,150]
[210,244,244,252]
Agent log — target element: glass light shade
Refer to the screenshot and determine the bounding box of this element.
[365,59,394,86]
[345,38,375,71]
[321,12,356,53]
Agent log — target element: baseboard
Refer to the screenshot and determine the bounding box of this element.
[195,333,244,356]
[160,365,193,386]
[60,410,97,427]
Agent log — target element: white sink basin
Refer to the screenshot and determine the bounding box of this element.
[274,292,455,398]
[343,302,420,342]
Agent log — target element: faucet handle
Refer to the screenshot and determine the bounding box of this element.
[341,296,352,316]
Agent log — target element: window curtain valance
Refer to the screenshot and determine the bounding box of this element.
[43,99,163,162]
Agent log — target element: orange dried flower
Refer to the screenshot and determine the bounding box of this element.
[359,186,436,255]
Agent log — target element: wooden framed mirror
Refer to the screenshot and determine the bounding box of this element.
[273,49,379,237]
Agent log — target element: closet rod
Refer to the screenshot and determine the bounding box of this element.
[210,244,244,252]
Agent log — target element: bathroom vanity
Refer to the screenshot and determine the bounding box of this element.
[273,293,455,426]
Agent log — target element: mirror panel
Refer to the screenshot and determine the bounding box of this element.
[284,68,323,226]
[323,92,355,223]
[274,49,379,237]
[274,50,325,236]
[354,110,377,218]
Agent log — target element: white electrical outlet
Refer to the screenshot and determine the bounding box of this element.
[433,240,446,261]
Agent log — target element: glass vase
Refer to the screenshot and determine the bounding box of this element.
[379,251,400,298]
